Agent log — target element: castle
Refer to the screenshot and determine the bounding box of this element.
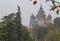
[30,5,52,29]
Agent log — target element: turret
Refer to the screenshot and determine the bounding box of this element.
[36,5,46,19]
[46,14,52,24]
[30,13,35,28]
[30,13,35,21]
[47,14,52,19]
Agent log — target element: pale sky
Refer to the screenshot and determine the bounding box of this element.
[0,0,60,27]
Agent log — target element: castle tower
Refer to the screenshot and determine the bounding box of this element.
[35,5,46,26]
[29,5,52,41]
[30,13,35,28]
[30,13,35,21]
[36,5,46,20]
[45,14,52,24]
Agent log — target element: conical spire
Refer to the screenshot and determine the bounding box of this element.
[30,13,35,20]
[38,5,44,14]
[36,5,46,19]
[31,13,35,18]
[47,14,52,19]
[40,4,43,9]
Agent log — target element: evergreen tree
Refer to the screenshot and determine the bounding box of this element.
[15,5,22,41]
[0,6,33,41]
[54,17,60,28]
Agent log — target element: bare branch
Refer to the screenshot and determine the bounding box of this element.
[54,1,60,4]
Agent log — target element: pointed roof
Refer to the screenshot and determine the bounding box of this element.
[40,4,43,9]
[30,13,35,19]
[47,14,52,19]
[36,5,46,19]
[31,13,34,17]
[38,5,44,13]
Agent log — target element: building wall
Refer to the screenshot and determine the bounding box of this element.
[29,5,52,41]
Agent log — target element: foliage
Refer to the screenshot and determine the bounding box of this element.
[0,6,33,41]
[32,23,58,41]
[54,17,60,27]
[44,30,60,41]
[47,23,56,30]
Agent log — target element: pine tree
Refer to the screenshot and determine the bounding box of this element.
[0,6,33,41]
[15,5,22,41]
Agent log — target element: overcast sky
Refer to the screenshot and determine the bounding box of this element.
[0,0,60,27]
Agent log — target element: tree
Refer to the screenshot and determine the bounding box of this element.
[44,30,60,41]
[0,13,16,41]
[54,17,60,28]
[47,23,56,30]
[0,6,33,41]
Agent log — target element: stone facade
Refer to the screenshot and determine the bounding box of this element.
[30,5,52,29]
